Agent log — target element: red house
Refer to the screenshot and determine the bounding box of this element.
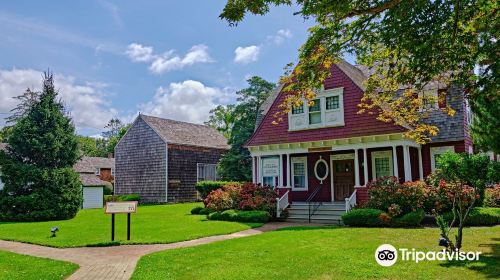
[246,60,473,223]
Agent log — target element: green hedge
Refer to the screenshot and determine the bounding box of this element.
[195,181,240,199]
[441,207,500,226]
[208,210,270,223]
[342,208,425,227]
[191,206,204,214]
[104,194,140,203]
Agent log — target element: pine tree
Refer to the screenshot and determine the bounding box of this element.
[0,72,82,221]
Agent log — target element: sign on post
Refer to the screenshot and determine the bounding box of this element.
[105,201,138,241]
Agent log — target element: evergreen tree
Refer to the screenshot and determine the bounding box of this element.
[0,72,82,221]
[218,77,275,181]
[471,95,500,154]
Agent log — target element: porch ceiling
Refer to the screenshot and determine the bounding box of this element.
[248,133,419,156]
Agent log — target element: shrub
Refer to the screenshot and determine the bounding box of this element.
[341,208,387,227]
[103,186,113,195]
[392,210,425,227]
[441,207,500,226]
[195,181,241,199]
[191,206,204,214]
[367,177,426,216]
[204,183,278,216]
[207,210,270,223]
[199,207,215,215]
[484,185,500,208]
[103,194,140,203]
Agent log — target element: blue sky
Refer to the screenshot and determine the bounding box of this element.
[0,1,323,136]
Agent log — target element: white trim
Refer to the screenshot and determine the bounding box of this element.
[392,146,399,179]
[279,154,284,187]
[314,156,329,183]
[331,153,355,160]
[371,150,394,179]
[403,145,412,181]
[252,156,256,183]
[354,149,360,187]
[291,156,308,191]
[330,157,335,201]
[363,148,369,185]
[430,146,455,172]
[286,154,291,187]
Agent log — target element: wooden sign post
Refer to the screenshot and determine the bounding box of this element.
[105,201,138,241]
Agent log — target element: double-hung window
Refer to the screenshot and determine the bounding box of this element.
[261,157,280,187]
[291,157,307,190]
[371,151,393,179]
[197,163,218,182]
[430,146,455,171]
[288,87,344,131]
[308,99,322,125]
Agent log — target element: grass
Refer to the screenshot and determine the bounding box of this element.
[0,250,78,280]
[132,226,499,280]
[0,203,261,248]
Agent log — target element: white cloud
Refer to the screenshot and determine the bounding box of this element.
[140,80,233,124]
[125,43,155,62]
[0,69,117,133]
[234,45,260,64]
[267,29,293,45]
[125,43,213,74]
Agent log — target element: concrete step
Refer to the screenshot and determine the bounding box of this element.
[288,213,343,220]
[288,209,345,216]
[288,204,345,211]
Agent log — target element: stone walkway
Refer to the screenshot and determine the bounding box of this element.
[0,222,317,280]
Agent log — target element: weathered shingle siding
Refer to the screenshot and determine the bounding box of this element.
[115,118,167,203]
[425,85,467,143]
[167,144,226,203]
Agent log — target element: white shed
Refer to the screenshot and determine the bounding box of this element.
[83,186,104,209]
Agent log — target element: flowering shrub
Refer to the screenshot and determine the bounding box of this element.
[367,177,426,216]
[485,184,500,208]
[204,183,278,215]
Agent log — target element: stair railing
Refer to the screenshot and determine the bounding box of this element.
[345,189,357,212]
[276,190,290,218]
[306,185,323,222]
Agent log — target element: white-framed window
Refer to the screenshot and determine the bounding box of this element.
[197,163,218,182]
[291,157,308,191]
[111,168,115,177]
[419,89,439,110]
[261,157,280,187]
[371,151,393,179]
[95,167,101,176]
[430,146,455,171]
[288,87,344,131]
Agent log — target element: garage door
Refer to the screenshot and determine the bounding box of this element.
[83,187,103,209]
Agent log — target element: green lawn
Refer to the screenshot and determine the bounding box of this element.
[132,226,499,280]
[0,203,261,248]
[0,250,78,280]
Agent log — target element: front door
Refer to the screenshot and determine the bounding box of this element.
[331,159,355,201]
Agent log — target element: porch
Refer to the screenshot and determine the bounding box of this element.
[249,133,424,215]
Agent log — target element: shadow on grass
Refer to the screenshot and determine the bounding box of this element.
[439,237,500,279]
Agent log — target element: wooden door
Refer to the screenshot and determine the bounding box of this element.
[332,159,355,201]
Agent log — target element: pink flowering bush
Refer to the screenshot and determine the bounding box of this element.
[485,184,500,208]
[204,183,278,215]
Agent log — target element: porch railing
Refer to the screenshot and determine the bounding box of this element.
[345,189,357,212]
[306,185,323,222]
[276,190,290,218]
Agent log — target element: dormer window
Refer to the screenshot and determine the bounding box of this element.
[288,87,344,131]
[420,89,439,110]
[95,168,101,176]
[308,99,321,125]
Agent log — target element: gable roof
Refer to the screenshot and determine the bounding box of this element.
[74,156,115,173]
[79,173,112,187]
[255,85,283,130]
[140,114,230,149]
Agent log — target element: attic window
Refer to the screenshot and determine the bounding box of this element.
[95,168,101,176]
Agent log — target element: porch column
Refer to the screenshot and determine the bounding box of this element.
[354,149,360,186]
[286,153,291,187]
[363,148,369,185]
[403,145,412,182]
[252,156,256,183]
[256,156,261,184]
[279,154,284,187]
[418,147,423,180]
[392,146,399,179]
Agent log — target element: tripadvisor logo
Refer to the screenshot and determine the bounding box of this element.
[375,244,481,267]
